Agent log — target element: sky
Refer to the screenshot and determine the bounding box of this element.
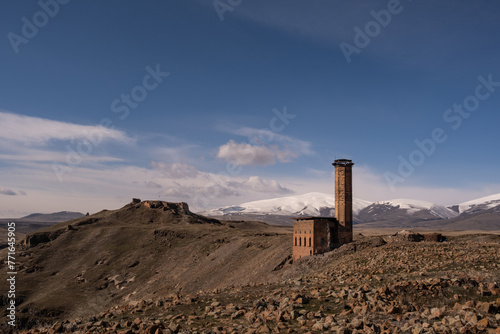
[1,0,500,217]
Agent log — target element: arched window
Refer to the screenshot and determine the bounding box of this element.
[295,237,297,246]
[299,237,301,246]
[309,237,311,247]
[303,237,306,247]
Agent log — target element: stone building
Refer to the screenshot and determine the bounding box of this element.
[292,159,354,262]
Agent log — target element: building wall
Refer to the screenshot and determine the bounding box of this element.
[292,220,314,262]
[293,218,341,262]
[337,224,352,245]
[313,218,337,254]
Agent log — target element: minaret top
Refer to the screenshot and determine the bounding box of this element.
[332,159,354,167]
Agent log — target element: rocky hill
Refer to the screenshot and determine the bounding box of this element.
[0,199,292,330]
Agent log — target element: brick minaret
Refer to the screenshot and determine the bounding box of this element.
[332,159,354,243]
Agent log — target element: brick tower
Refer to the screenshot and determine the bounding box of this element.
[292,159,354,262]
[332,159,354,243]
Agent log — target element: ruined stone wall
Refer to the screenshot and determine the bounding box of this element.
[142,201,190,213]
[313,218,337,254]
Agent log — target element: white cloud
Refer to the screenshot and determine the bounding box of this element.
[350,165,500,206]
[216,125,313,166]
[0,110,132,146]
[0,111,134,169]
[150,145,201,164]
[159,183,240,201]
[0,157,296,216]
[230,176,293,194]
[0,150,123,164]
[145,181,162,189]
[0,187,26,196]
[194,0,369,44]
[305,167,329,178]
[2,154,498,218]
[233,127,313,157]
[274,147,298,163]
[158,172,293,209]
[217,140,276,166]
[151,162,200,179]
[5,110,496,217]
[217,126,313,166]
[0,111,301,216]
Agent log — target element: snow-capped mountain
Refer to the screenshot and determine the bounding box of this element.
[356,199,459,226]
[458,193,500,214]
[367,199,459,219]
[200,192,500,228]
[203,192,372,217]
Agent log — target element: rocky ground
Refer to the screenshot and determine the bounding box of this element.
[18,233,500,334]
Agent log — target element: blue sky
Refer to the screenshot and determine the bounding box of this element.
[1,0,499,217]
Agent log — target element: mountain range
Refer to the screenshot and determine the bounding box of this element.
[2,193,500,237]
[201,192,500,230]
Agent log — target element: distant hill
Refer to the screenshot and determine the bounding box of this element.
[417,204,500,231]
[0,211,85,248]
[19,211,85,222]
